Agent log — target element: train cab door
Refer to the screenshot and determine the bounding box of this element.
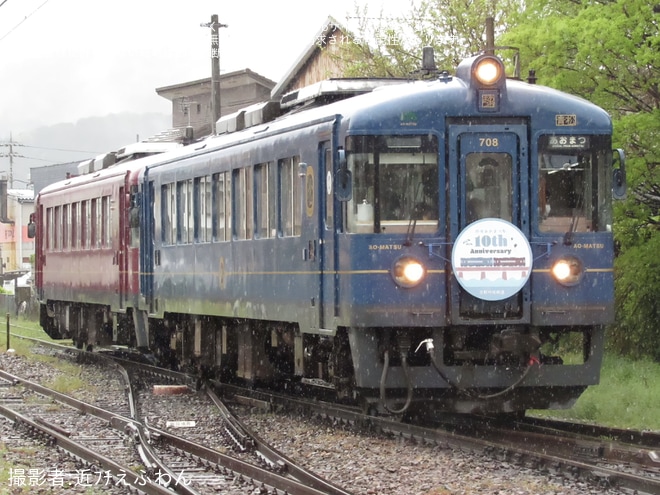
[447,123,531,324]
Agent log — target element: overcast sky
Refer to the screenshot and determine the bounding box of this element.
[0,0,408,138]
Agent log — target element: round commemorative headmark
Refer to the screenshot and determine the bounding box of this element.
[451,218,533,301]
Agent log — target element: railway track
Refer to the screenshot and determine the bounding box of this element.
[215,382,660,495]
[0,366,169,494]
[4,330,659,494]
[1,335,354,494]
[126,359,353,495]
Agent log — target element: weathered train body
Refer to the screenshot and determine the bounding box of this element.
[33,53,626,414]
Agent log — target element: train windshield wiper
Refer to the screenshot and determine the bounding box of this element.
[563,192,584,245]
[404,216,417,246]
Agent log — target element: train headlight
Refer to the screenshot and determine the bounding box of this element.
[551,257,583,286]
[392,256,426,288]
[474,56,504,86]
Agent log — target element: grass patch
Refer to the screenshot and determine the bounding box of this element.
[2,319,92,396]
[531,354,660,430]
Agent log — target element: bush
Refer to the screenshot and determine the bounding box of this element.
[611,230,660,360]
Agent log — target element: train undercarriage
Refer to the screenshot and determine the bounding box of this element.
[40,301,602,414]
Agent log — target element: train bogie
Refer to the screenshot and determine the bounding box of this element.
[32,51,625,415]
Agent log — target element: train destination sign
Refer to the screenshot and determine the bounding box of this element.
[546,135,589,149]
[451,218,533,301]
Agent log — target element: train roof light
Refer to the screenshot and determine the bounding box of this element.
[456,54,507,112]
[456,54,506,89]
[474,56,504,86]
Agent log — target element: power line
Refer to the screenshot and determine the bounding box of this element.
[20,155,61,163]
[0,0,10,9]
[22,144,102,154]
[0,0,52,43]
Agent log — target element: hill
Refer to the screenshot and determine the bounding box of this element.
[10,112,171,184]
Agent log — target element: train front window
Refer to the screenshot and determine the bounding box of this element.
[538,135,612,233]
[346,135,439,234]
[465,152,512,223]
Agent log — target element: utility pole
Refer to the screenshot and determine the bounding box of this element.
[200,15,228,132]
[0,133,23,188]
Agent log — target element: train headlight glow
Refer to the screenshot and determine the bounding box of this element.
[474,57,503,86]
[392,257,426,288]
[551,257,583,286]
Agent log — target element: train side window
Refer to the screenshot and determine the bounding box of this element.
[280,156,301,237]
[345,135,439,234]
[255,163,274,238]
[233,167,253,240]
[161,183,176,245]
[537,135,612,233]
[81,200,89,249]
[195,175,212,243]
[62,204,69,251]
[213,172,231,242]
[129,186,141,249]
[71,202,79,250]
[99,198,105,247]
[161,184,169,244]
[176,182,183,243]
[234,169,243,239]
[53,205,61,251]
[46,207,53,251]
[90,198,98,249]
[178,179,193,244]
[102,196,111,248]
[98,198,104,248]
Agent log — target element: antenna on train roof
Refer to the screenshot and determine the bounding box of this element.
[411,46,447,80]
[422,47,437,72]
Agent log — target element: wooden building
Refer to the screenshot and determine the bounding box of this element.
[271,16,350,100]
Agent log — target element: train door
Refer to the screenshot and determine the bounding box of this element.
[319,141,336,331]
[447,123,531,323]
[118,185,128,309]
[299,141,329,333]
[141,178,155,312]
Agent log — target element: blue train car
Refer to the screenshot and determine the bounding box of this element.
[34,51,626,415]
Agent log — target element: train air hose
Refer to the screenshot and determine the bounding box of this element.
[415,338,537,400]
[379,349,414,414]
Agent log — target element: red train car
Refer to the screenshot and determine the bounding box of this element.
[34,158,142,349]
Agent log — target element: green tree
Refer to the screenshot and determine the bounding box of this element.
[502,0,660,358]
[337,0,522,78]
